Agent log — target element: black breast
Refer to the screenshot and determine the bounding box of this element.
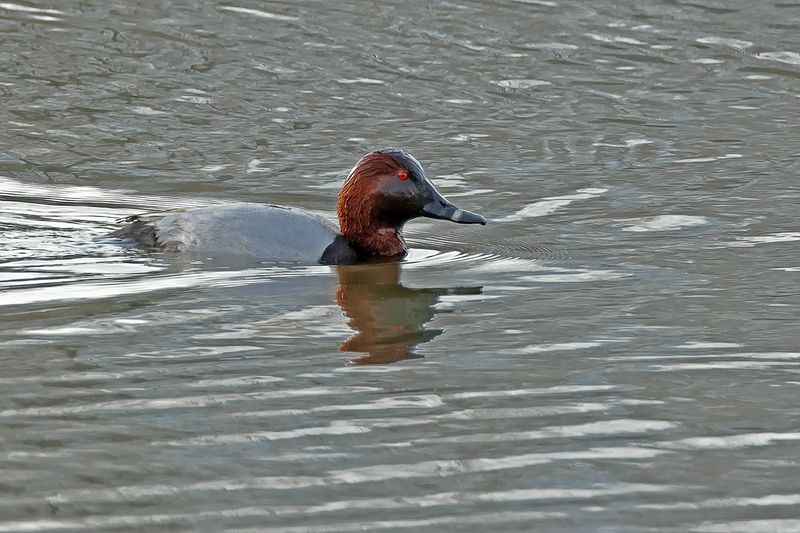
[320,235,361,265]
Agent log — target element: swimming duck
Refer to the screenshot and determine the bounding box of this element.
[111,148,486,264]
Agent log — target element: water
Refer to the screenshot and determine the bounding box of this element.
[2,0,800,530]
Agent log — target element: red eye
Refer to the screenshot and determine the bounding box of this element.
[397,170,409,180]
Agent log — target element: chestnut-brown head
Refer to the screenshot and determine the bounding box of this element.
[336,148,486,257]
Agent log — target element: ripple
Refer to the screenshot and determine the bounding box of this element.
[672,153,743,163]
[0,385,385,418]
[527,41,579,50]
[622,215,709,232]
[696,36,753,50]
[131,106,168,116]
[0,2,63,15]
[521,267,630,283]
[337,78,385,85]
[522,341,605,353]
[755,51,800,66]
[0,176,207,210]
[218,5,298,21]
[593,138,652,148]
[451,133,490,142]
[411,232,571,262]
[662,432,800,450]
[729,232,800,247]
[690,58,724,65]
[496,187,608,222]
[0,269,267,307]
[512,0,557,6]
[0,511,568,532]
[586,34,647,45]
[330,447,668,483]
[639,493,800,511]
[408,419,677,445]
[483,237,572,262]
[611,352,800,362]
[693,519,800,533]
[492,79,552,89]
[677,342,744,349]
[174,94,214,105]
[162,421,370,446]
[403,248,492,267]
[652,361,799,371]
[446,385,618,399]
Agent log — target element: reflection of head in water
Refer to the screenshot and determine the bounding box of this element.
[335,262,482,365]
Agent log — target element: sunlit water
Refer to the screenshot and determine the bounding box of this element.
[2,0,800,531]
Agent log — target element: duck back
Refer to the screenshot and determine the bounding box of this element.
[116,203,339,263]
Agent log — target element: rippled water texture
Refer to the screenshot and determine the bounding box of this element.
[2,1,800,531]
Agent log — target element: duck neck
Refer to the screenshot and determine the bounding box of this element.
[343,225,407,259]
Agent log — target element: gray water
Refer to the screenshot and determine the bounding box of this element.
[2,0,800,531]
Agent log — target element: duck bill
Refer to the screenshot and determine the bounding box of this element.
[421,188,487,225]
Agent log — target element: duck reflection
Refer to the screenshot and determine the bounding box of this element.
[335,262,482,365]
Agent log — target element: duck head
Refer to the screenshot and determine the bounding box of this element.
[337,148,486,258]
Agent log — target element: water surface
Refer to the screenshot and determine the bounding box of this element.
[2,0,800,531]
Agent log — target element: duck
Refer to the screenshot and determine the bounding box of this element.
[111,148,486,264]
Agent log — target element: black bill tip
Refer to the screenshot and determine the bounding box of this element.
[450,208,487,225]
[422,200,487,225]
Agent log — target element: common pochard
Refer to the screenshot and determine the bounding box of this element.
[111,148,486,264]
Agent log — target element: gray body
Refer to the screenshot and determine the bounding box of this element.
[114,203,339,263]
